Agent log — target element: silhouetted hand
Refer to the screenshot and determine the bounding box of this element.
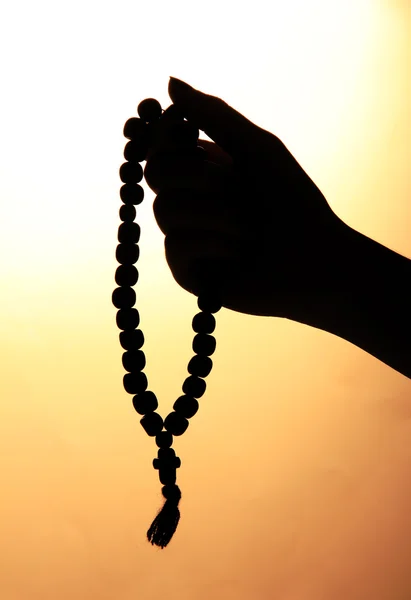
[144,77,348,320]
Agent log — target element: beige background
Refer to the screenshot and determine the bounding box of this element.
[0,1,410,598]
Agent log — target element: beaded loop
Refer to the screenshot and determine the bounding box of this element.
[123,371,148,394]
[173,395,199,418]
[116,308,140,331]
[182,375,206,398]
[132,391,158,415]
[122,349,146,372]
[115,96,224,548]
[119,204,137,222]
[161,104,186,121]
[192,333,216,356]
[124,139,149,163]
[192,312,216,334]
[123,117,147,140]
[198,292,222,314]
[141,412,164,436]
[137,98,163,122]
[157,448,177,462]
[120,184,144,205]
[116,243,140,265]
[119,162,144,184]
[162,484,181,501]
[115,265,139,287]
[158,466,177,486]
[164,411,189,436]
[112,287,136,309]
[156,431,173,449]
[119,329,144,350]
[118,222,141,244]
[188,355,213,378]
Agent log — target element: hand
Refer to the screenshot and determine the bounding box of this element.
[144,78,348,319]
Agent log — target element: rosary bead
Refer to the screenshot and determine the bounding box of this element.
[155,431,173,448]
[119,329,144,350]
[119,161,144,184]
[123,371,148,394]
[173,395,199,418]
[119,204,136,222]
[112,287,136,309]
[162,484,181,500]
[124,140,149,163]
[118,222,141,244]
[192,333,216,356]
[161,104,186,121]
[116,308,140,331]
[182,375,206,398]
[132,391,158,415]
[122,349,146,372]
[188,355,213,378]
[140,411,163,436]
[158,448,177,462]
[158,465,177,486]
[123,117,147,140]
[159,470,175,486]
[116,243,140,265]
[116,102,226,543]
[120,184,144,205]
[192,312,216,334]
[137,98,162,122]
[115,264,139,287]
[198,292,222,314]
[164,411,189,436]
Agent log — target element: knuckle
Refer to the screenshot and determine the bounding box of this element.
[164,229,242,297]
[153,191,185,234]
[153,189,203,225]
[144,152,176,192]
[144,151,207,194]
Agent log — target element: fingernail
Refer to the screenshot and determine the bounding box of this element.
[169,77,194,94]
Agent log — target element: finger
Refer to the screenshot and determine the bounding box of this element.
[153,188,246,239]
[168,77,274,159]
[197,139,234,167]
[164,228,245,295]
[144,151,235,196]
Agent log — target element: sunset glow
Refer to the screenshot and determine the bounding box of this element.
[0,1,410,598]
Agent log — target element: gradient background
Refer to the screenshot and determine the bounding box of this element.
[1,1,410,598]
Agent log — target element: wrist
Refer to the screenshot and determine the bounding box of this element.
[291,220,411,377]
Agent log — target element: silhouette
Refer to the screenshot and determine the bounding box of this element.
[142,76,411,380]
[118,96,227,547]
[116,80,411,548]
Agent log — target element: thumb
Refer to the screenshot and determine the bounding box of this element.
[168,77,270,159]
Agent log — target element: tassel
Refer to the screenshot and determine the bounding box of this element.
[147,484,182,548]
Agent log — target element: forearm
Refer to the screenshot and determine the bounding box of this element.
[294,223,411,379]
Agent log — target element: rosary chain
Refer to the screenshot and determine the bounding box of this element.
[113,98,222,488]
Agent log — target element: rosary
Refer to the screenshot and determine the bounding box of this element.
[112,97,222,548]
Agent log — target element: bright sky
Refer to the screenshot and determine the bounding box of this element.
[0,1,410,598]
